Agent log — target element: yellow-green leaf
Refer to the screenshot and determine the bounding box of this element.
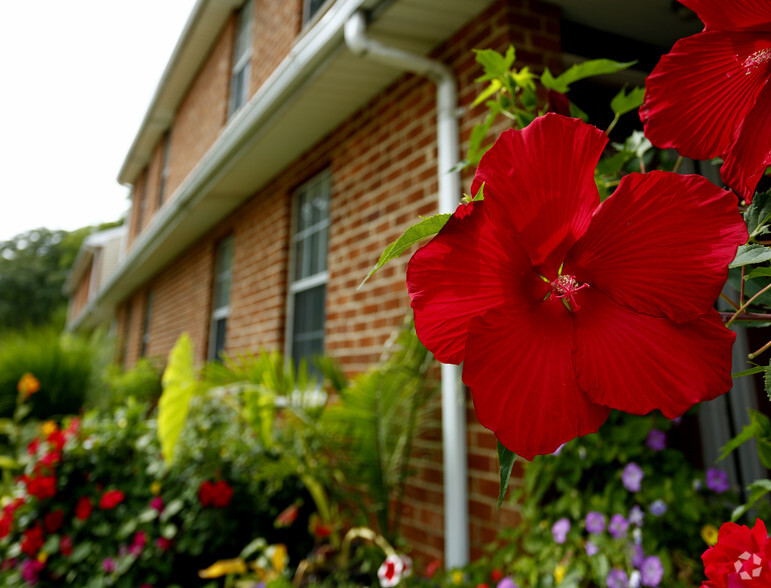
[158,333,198,462]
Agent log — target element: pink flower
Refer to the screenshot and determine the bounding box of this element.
[149,496,164,512]
[407,114,746,459]
[641,0,771,202]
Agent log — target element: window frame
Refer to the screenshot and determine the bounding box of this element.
[140,290,153,358]
[302,0,329,24]
[227,0,254,119]
[285,169,331,369]
[157,130,172,208]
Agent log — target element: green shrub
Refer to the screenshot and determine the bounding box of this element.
[0,329,97,419]
[90,357,164,411]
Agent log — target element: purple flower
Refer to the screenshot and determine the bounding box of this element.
[609,514,629,539]
[640,555,664,586]
[585,541,599,556]
[607,568,629,588]
[706,468,730,493]
[622,462,644,492]
[646,429,666,451]
[631,543,646,568]
[585,511,605,534]
[497,579,519,588]
[628,505,644,527]
[649,500,667,517]
[102,557,117,573]
[551,517,571,544]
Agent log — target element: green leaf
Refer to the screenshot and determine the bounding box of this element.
[733,365,765,378]
[540,59,636,93]
[0,455,18,470]
[497,440,517,508]
[359,213,452,288]
[746,267,771,281]
[610,86,645,117]
[719,420,758,461]
[474,46,515,81]
[472,78,502,108]
[731,479,771,521]
[744,190,771,240]
[158,334,198,462]
[730,244,771,268]
[612,130,652,159]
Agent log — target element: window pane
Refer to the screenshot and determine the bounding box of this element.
[211,317,227,361]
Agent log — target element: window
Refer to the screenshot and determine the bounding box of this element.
[287,171,330,370]
[228,0,253,118]
[209,235,235,361]
[134,180,147,237]
[140,290,153,357]
[303,0,328,23]
[158,131,171,207]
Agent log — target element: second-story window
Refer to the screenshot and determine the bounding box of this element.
[140,290,153,357]
[303,0,328,23]
[209,235,235,361]
[228,0,253,119]
[287,171,330,371]
[158,131,171,208]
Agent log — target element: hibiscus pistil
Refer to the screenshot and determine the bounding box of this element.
[549,274,589,311]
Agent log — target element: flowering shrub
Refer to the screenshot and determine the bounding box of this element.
[0,393,310,587]
[476,412,761,587]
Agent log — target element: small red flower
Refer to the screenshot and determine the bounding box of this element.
[26,439,40,456]
[156,537,173,552]
[60,535,73,557]
[701,519,771,587]
[46,430,66,452]
[149,496,164,513]
[20,524,44,557]
[0,513,12,539]
[275,502,300,527]
[407,114,747,459]
[491,569,504,582]
[198,479,233,508]
[24,474,57,501]
[44,509,64,533]
[39,450,61,470]
[641,0,771,202]
[75,496,93,521]
[425,559,441,579]
[99,489,125,510]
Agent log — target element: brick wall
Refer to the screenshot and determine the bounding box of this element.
[250,0,302,94]
[68,258,94,324]
[116,0,561,568]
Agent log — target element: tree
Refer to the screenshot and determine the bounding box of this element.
[0,222,122,331]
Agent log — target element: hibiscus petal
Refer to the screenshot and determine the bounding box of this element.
[463,303,610,460]
[407,200,545,364]
[642,31,771,160]
[565,171,746,323]
[574,289,735,418]
[722,82,771,202]
[470,113,605,276]
[679,0,771,32]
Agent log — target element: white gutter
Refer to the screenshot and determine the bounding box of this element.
[344,11,468,567]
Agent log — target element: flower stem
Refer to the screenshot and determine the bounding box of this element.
[672,155,684,174]
[749,338,771,360]
[719,312,771,322]
[719,293,740,310]
[725,281,771,328]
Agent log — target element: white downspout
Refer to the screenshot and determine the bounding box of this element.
[344,11,469,567]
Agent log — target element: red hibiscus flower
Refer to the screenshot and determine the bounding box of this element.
[641,0,771,202]
[701,519,771,586]
[75,496,93,521]
[99,489,125,510]
[20,524,44,557]
[407,114,747,459]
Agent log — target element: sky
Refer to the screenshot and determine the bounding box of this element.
[0,1,198,242]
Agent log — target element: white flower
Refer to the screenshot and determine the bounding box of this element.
[378,555,404,587]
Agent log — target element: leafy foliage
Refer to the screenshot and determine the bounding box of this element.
[158,334,199,462]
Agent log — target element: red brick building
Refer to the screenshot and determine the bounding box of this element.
[68,0,737,566]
